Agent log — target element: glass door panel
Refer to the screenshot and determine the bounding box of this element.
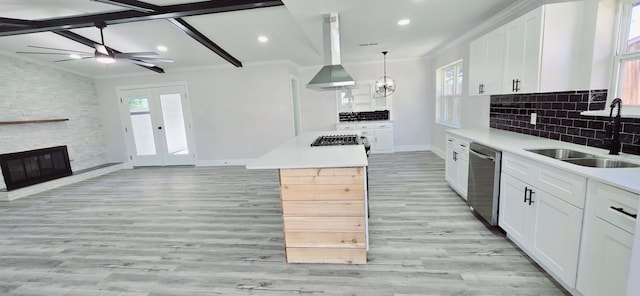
[128,97,157,156]
[160,93,189,155]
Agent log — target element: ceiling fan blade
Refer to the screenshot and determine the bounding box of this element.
[114,52,158,58]
[121,58,156,67]
[27,45,91,54]
[94,44,109,55]
[128,57,174,63]
[53,57,94,62]
[17,51,78,55]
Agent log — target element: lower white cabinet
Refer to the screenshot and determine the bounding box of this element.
[577,181,638,296]
[499,153,585,287]
[445,134,469,199]
[337,122,394,154]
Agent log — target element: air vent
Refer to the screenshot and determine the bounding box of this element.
[359,43,379,47]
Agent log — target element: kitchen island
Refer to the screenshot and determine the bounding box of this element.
[246,132,369,264]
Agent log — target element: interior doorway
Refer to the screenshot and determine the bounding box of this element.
[118,84,195,166]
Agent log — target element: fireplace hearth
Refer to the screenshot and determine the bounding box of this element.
[0,146,72,191]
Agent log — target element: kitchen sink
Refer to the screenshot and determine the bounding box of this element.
[526,149,597,159]
[562,158,640,168]
[526,148,640,168]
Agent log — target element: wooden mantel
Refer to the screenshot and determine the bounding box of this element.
[0,119,69,125]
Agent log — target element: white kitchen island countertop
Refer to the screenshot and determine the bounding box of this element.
[447,128,640,194]
[246,131,368,170]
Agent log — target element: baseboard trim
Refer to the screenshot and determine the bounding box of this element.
[394,145,431,152]
[431,146,446,159]
[196,159,254,166]
[0,163,124,202]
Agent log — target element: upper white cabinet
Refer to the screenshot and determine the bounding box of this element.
[468,27,505,96]
[337,82,391,112]
[469,1,586,95]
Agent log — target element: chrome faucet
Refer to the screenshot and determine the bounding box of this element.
[606,98,622,155]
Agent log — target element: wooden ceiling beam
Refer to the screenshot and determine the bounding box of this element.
[0,0,284,37]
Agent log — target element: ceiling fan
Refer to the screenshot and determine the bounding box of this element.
[16,22,173,67]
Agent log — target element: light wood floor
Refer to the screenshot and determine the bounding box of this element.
[0,151,568,295]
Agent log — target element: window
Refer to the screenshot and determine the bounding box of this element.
[611,0,640,107]
[436,60,463,127]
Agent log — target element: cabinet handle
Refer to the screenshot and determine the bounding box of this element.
[515,79,521,92]
[523,186,528,203]
[453,151,457,161]
[512,79,516,92]
[479,83,485,94]
[528,189,534,205]
[523,187,534,205]
[610,206,637,219]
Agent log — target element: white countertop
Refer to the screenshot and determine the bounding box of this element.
[245,131,368,170]
[448,128,640,194]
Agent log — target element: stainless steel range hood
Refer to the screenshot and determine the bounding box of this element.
[306,13,355,91]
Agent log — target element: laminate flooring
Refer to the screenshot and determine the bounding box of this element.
[0,151,568,296]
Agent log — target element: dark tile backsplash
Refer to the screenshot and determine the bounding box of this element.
[339,110,390,122]
[490,90,640,155]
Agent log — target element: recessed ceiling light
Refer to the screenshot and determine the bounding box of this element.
[157,45,168,52]
[258,36,268,43]
[69,54,82,59]
[398,19,411,26]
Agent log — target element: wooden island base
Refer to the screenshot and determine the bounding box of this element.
[279,167,367,264]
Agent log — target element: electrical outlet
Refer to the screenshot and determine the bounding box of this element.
[530,113,537,125]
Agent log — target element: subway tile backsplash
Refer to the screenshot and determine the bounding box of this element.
[489,90,640,155]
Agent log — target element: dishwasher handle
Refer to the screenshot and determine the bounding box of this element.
[469,148,495,161]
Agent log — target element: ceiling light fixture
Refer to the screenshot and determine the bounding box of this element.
[258,35,268,43]
[398,19,411,26]
[375,51,396,97]
[95,52,115,64]
[157,45,168,52]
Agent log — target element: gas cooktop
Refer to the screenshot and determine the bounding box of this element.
[310,134,360,146]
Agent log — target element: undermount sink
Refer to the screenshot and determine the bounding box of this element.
[526,149,597,159]
[526,148,640,168]
[562,158,640,168]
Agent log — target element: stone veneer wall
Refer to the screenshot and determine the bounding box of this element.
[490,90,640,155]
[0,54,109,188]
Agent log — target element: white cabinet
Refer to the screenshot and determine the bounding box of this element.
[469,1,586,95]
[337,122,394,154]
[445,134,470,199]
[468,27,504,96]
[337,82,391,112]
[499,152,585,287]
[577,181,638,296]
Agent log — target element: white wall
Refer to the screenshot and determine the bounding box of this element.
[95,62,296,165]
[0,54,109,189]
[299,58,432,151]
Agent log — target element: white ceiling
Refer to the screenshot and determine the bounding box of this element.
[0,0,518,78]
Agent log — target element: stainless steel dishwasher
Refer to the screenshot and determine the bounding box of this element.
[467,142,501,226]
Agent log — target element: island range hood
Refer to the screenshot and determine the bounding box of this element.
[306,13,356,91]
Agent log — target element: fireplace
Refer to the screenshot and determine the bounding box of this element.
[0,146,72,191]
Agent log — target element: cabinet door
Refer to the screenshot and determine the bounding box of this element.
[445,139,458,186]
[529,189,583,286]
[502,7,542,94]
[519,7,543,93]
[499,173,530,247]
[468,36,487,96]
[373,128,393,153]
[484,27,505,95]
[577,218,633,296]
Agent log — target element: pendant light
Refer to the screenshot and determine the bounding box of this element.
[375,51,396,97]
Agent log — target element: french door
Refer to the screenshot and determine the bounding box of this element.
[118,85,195,166]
